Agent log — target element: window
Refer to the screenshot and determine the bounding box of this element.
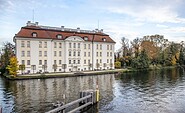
[84,44,86,49]
[44,51,47,57]
[69,51,71,56]
[69,43,71,48]
[110,52,112,57]
[54,51,57,56]
[59,51,62,57]
[39,60,42,65]
[84,52,86,57]
[78,43,80,48]
[54,60,57,64]
[88,52,90,57]
[21,51,25,57]
[110,59,112,63]
[88,60,90,64]
[59,43,62,48]
[100,44,102,50]
[107,45,109,50]
[22,60,25,65]
[110,45,112,50]
[88,44,90,49]
[44,42,47,48]
[39,51,42,57]
[84,60,86,64]
[54,42,57,48]
[97,44,98,49]
[39,41,42,48]
[84,36,88,41]
[21,41,25,47]
[73,51,76,56]
[102,38,106,41]
[96,52,98,57]
[44,60,47,65]
[96,59,98,63]
[57,34,62,39]
[32,32,37,37]
[100,59,102,63]
[78,60,80,64]
[107,59,109,63]
[78,51,80,56]
[73,43,76,48]
[27,41,30,48]
[69,60,71,64]
[107,52,109,57]
[27,51,30,57]
[27,60,30,65]
[73,60,76,64]
[59,60,61,65]
[100,52,102,57]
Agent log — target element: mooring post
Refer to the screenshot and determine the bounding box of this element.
[0,105,2,113]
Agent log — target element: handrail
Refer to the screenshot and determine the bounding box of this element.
[46,95,91,113]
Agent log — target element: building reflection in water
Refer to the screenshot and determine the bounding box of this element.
[6,74,115,113]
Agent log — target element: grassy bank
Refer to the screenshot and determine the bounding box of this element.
[3,66,177,80]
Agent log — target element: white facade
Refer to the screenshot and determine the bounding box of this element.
[14,22,115,73]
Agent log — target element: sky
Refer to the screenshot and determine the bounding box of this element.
[0,0,185,50]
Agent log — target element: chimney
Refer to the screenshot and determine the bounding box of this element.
[27,21,31,26]
[100,29,103,33]
[35,22,39,26]
[77,27,80,32]
[95,29,98,32]
[61,26,64,31]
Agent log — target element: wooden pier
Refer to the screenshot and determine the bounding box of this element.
[46,90,99,113]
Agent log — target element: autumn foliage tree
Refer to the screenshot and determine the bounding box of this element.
[6,56,19,77]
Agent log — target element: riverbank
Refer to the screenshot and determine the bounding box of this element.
[2,66,178,80]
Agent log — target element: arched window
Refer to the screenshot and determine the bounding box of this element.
[32,32,37,37]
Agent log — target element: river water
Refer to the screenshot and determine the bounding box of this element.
[0,68,185,113]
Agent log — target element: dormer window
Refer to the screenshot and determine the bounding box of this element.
[102,38,106,42]
[32,32,37,37]
[84,36,88,41]
[57,34,62,39]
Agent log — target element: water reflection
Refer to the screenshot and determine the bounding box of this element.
[0,68,185,113]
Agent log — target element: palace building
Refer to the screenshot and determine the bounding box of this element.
[14,21,115,73]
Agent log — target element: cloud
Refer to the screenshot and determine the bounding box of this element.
[156,24,168,28]
[90,0,185,23]
[163,27,185,33]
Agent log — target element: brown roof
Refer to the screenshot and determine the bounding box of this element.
[15,25,116,43]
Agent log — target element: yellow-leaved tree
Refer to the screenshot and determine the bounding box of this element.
[6,56,19,77]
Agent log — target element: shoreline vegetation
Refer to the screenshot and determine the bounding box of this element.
[2,66,178,80]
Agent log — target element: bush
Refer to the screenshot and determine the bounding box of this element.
[115,61,121,69]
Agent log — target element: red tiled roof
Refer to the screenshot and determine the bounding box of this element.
[15,26,116,43]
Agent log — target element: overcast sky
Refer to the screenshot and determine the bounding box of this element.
[0,0,185,50]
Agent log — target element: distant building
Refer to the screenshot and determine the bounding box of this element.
[14,21,116,73]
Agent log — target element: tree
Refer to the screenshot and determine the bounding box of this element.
[31,65,36,73]
[131,37,141,57]
[179,47,185,65]
[52,64,57,72]
[0,42,15,74]
[88,63,92,70]
[115,61,121,69]
[131,50,150,69]
[103,63,106,70]
[96,63,100,70]
[19,64,25,74]
[6,56,18,77]
[121,37,129,57]
[62,64,67,72]
[42,64,47,73]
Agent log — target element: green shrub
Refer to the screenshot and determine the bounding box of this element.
[115,61,121,69]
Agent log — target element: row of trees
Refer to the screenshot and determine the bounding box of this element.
[115,35,185,69]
